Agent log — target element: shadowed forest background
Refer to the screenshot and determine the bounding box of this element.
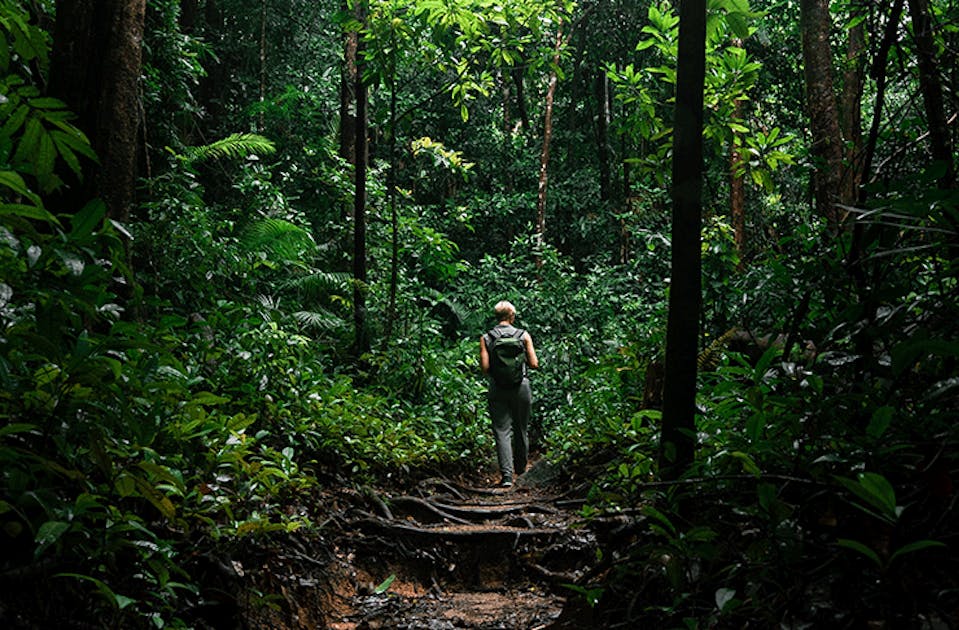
[1,0,958,627]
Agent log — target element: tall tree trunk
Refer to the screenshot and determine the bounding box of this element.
[180,0,198,33]
[800,0,846,232]
[49,0,146,222]
[200,0,223,128]
[500,69,511,136]
[620,148,631,264]
[595,70,611,203]
[257,0,267,133]
[729,36,747,269]
[658,0,706,480]
[352,6,369,359]
[840,6,866,202]
[339,0,358,166]
[535,27,565,264]
[511,66,530,133]
[385,30,399,343]
[730,96,747,269]
[859,0,905,197]
[908,0,956,189]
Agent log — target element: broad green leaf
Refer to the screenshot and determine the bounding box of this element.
[0,422,38,438]
[837,538,882,567]
[0,202,58,224]
[866,406,894,439]
[889,539,946,563]
[731,450,761,476]
[35,520,70,555]
[70,199,106,238]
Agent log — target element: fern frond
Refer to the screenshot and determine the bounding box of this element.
[293,309,347,332]
[242,218,315,263]
[184,133,276,165]
[285,271,351,297]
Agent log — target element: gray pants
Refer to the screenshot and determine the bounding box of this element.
[488,379,531,479]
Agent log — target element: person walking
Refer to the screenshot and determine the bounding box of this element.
[479,300,539,487]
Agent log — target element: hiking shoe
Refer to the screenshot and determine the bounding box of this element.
[499,478,513,488]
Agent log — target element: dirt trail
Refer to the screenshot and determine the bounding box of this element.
[251,458,598,629]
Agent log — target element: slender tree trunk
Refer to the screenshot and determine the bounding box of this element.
[840,7,866,202]
[511,65,529,132]
[353,5,369,359]
[658,0,706,480]
[535,27,565,263]
[620,150,631,264]
[860,0,905,197]
[908,0,956,189]
[730,97,746,269]
[339,0,358,166]
[200,0,223,127]
[385,30,399,343]
[800,0,846,232]
[49,0,146,222]
[730,36,747,268]
[257,0,267,133]
[180,0,198,33]
[500,69,511,136]
[595,71,611,204]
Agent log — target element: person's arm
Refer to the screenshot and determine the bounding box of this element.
[479,335,490,374]
[524,332,539,369]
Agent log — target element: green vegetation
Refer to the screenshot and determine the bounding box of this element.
[1,0,957,627]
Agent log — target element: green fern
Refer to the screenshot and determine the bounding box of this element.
[183,133,276,165]
[293,308,347,332]
[241,218,315,263]
[285,270,351,298]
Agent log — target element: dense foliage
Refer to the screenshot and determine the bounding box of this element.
[1,0,957,627]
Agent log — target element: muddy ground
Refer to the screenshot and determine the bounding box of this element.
[239,458,607,629]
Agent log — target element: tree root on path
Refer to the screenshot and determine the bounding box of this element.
[355,512,562,539]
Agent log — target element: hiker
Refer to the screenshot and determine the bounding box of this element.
[479,300,539,487]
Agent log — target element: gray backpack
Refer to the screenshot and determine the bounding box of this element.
[487,327,526,387]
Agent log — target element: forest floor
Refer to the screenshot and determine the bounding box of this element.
[243,455,604,629]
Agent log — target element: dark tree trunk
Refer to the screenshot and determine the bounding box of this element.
[352,5,369,359]
[800,0,846,231]
[49,0,146,222]
[511,66,529,132]
[338,0,358,166]
[385,30,399,343]
[500,69,511,136]
[908,0,956,189]
[180,0,198,33]
[840,6,866,202]
[730,97,746,269]
[200,0,224,128]
[859,0,905,196]
[257,0,267,133]
[535,28,565,263]
[658,0,706,480]
[594,70,611,203]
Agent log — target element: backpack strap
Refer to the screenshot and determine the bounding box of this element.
[487,326,524,345]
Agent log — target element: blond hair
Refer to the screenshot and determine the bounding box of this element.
[493,300,516,321]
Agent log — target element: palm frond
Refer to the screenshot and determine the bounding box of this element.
[242,218,315,263]
[285,270,351,298]
[293,309,347,332]
[184,133,276,165]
